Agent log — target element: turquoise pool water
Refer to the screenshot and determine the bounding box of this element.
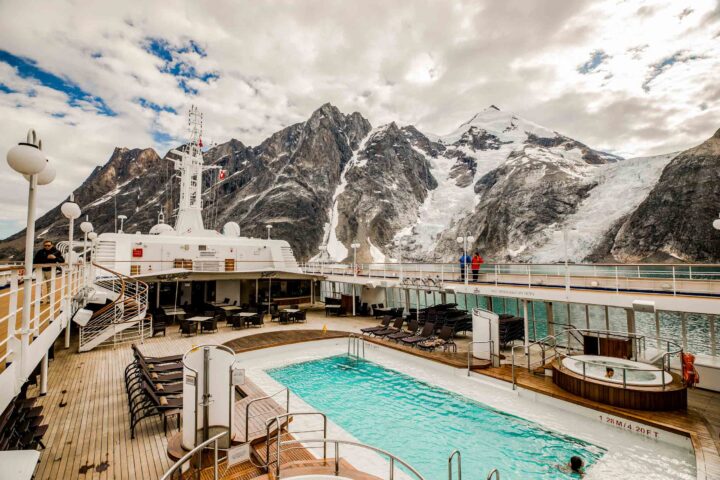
[267,355,604,479]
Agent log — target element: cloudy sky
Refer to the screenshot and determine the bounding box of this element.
[0,0,718,238]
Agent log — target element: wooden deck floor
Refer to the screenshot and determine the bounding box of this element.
[19,309,720,480]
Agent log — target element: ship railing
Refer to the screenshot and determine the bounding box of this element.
[0,263,88,371]
[301,261,720,297]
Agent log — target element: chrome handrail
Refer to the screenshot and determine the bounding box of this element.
[244,387,290,442]
[348,334,365,358]
[160,430,227,480]
[448,450,462,480]
[266,412,328,475]
[467,340,496,376]
[486,468,500,480]
[273,437,426,480]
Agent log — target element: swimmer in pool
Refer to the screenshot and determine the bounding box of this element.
[605,367,615,379]
[558,455,585,477]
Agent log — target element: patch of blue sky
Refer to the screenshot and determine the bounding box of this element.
[0,49,116,116]
[0,82,16,93]
[642,50,701,92]
[577,50,609,74]
[136,97,177,114]
[143,37,218,94]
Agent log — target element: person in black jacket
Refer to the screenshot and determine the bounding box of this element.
[33,240,64,303]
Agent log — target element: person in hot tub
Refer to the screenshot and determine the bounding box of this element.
[605,367,615,379]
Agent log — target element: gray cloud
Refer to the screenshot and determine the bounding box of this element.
[0,0,718,236]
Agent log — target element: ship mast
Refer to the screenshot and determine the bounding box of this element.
[170,105,214,235]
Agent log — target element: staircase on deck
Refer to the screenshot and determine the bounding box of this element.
[77,263,150,352]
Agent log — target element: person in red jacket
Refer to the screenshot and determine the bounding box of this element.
[471,252,484,282]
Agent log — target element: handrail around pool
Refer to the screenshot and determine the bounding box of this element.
[467,340,497,375]
[272,437,426,480]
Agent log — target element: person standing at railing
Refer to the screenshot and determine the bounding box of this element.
[471,251,484,282]
[459,252,471,281]
[33,240,64,304]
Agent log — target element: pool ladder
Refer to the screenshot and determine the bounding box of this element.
[348,334,365,358]
[448,450,499,480]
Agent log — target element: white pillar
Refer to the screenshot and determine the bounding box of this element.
[523,299,529,352]
[310,279,314,305]
[65,215,75,349]
[352,284,356,316]
[20,176,38,380]
[39,352,48,396]
[255,279,259,303]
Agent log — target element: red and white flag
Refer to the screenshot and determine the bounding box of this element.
[219,169,227,180]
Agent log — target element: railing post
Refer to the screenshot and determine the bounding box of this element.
[9,271,18,339]
[213,438,219,480]
[389,456,395,480]
[672,266,677,296]
[334,441,340,475]
[33,266,42,337]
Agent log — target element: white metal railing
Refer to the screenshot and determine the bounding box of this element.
[244,387,290,442]
[301,261,720,297]
[0,263,88,372]
[78,263,149,352]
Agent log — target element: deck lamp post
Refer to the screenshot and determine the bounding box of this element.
[456,234,474,285]
[554,227,577,292]
[350,242,360,277]
[7,129,55,386]
[87,231,98,260]
[117,214,127,234]
[266,224,272,240]
[393,238,408,281]
[80,218,93,286]
[61,194,81,348]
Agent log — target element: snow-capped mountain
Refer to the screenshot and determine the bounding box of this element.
[2,104,718,264]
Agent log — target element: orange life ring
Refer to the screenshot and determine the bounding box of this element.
[682,353,699,387]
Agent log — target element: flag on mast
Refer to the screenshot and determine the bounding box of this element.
[219,169,227,180]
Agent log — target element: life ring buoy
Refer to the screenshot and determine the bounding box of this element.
[682,352,699,387]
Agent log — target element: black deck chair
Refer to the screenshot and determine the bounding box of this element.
[418,325,457,352]
[131,344,182,365]
[360,316,392,335]
[130,382,182,439]
[372,317,405,337]
[386,318,419,342]
[400,322,435,347]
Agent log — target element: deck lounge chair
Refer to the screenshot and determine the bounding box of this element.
[386,319,419,342]
[400,322,435,347]
[131,344,183,365]
[360,316,392,335]
[418,325,457,352]
[130,382,182,438]
[372,317,405,337]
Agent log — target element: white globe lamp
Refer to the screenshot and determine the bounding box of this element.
[7,141,46,175]
[714,216,720,231]
[80,221,94,234]
[25,160,56,185]
[87,232,98,241]
[61,200,81,220]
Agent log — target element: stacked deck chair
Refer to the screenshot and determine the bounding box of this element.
[400,322,435,347]
[125,344,183,438]
[418,325,457,352]
[386,319,419,343]
[360,316,392,335]
[0,382,48,451]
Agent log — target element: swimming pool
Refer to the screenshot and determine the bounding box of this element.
[268,355,604,479]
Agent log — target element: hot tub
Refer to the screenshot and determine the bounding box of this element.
[561,355,672,387]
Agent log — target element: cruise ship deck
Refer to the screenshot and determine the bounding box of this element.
[12,307,720,480]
